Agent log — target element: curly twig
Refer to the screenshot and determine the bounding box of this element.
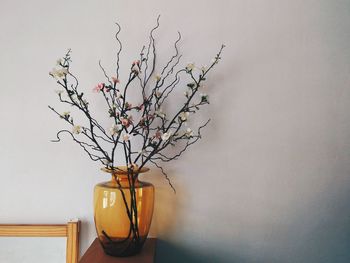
[51,130,106,164]
[149,159,176,193]
[115,22,123,79]
[143,15,160,86]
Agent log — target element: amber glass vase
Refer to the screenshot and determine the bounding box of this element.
[94,166,154,257]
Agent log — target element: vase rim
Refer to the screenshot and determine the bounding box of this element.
[101,166,150,175]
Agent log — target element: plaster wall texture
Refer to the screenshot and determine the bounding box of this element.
[0,0,349,262]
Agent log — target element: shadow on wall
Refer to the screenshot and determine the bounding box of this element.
[146,168,185,238]
[155,239,254,263]
[153,175,350,263]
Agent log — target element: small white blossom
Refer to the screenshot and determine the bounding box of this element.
[50,67,68,79]
[110,124,122,136]
[161,131,172,141]
[200,65,207,72]
[56,59,63,66]
[71,94,78,102]
[186,63,195,71]
[179,112,190,121]
[155,109,166,118]
[155,74,161,81]
[185,128,194,138]
[211,58,218,64]
[62,111,70,118]
[155,90,162,98]
[123,134,130,141]
[55,90,64,95]
[72,125,82,134]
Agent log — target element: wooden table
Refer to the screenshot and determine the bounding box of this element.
[79,238,157,263]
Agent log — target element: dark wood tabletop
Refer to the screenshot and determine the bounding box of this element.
[79,238,157,263]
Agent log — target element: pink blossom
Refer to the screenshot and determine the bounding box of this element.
[121,118,130,127]
[139,117,146,127]
[154,130,162,139]
[132,64,140,74]
[111,77,120,84]
[147,114,155,120]
[93,83,104,93]
[132,60,140,66]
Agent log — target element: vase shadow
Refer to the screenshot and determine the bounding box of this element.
[155,239,255,263]
[141,168,184,238]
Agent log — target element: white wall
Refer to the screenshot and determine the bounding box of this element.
[1,0,350,262]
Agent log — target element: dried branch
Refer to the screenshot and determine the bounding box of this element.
[143,15,160,86]
[115,22,122,79]
[149,159,176,193]
[49,19,225,190]
[51,130,106,164]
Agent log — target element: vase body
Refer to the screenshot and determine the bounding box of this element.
[94,167,154,257]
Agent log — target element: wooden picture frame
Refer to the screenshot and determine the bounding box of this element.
[0,220,80,263]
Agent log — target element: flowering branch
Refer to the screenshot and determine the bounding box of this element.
[49,18,224,186]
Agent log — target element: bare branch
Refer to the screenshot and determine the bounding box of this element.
[143,15,160,86]
[149,159,176,193]
[51,130,107,164]
[115,22,122,79]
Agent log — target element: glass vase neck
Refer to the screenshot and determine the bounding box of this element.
[101,166,149,181]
